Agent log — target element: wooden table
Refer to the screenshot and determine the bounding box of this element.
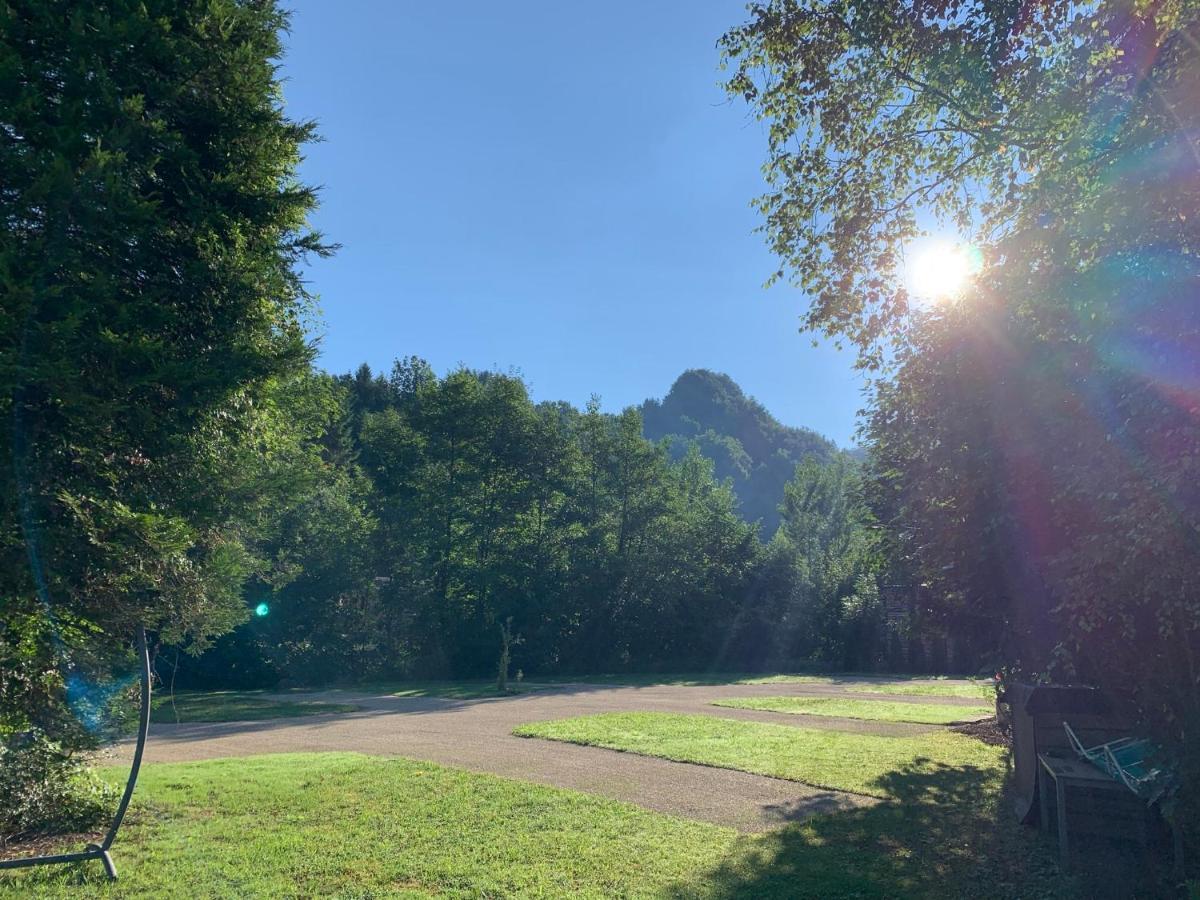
[1037,751,1138,863]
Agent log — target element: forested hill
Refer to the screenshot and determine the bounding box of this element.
[641,370,838,534]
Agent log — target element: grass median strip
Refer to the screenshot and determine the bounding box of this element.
[712,696,992,725]
[737,675,994,700]
[150,691,358,724]
[514,712,1004,800]
[384,680,549,699]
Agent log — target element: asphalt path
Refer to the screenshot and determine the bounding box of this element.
[112,680,988,833]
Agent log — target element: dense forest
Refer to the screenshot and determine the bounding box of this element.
[641,369,838,533]
[174,360,899,688]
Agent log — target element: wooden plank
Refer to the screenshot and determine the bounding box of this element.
[1039,754,1129,786]
[1038,751,1154,867]
[1056,772,1070,861]
[1038,761,1052,835]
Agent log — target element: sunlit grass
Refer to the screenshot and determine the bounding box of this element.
[515,712,1003,800]
[149,691,357,724]
[512,713,1089,895]
[0,750,1086,898]
[0,754,740,898]
[527,672,992,697]
[536,673,747,687]
[713,696,991,725]
[148,683,548,724]
[382,679,548,700]
[737,675,994,700]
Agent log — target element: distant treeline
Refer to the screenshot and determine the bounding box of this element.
[175,359,908,688]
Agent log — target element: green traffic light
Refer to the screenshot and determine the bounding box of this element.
[254,602,270,617]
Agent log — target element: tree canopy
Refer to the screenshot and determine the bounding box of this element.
[724,0,1200,831]
[1,0,328,756]
[178,363,893,687]
[721,0,1199,364]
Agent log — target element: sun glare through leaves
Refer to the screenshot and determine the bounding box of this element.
[906,239,984,304]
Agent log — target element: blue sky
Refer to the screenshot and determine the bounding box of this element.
[281,1,865,446]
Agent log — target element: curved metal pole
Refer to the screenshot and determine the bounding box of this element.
[0,624,150,881]
[102,625,150,851]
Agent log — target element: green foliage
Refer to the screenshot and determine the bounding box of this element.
[642,369,837,531]
[168,361,906,686]
[0,730,116,845]
[0,605,133,843]
[221,362,770,682]
[724,0,1200,848]
[0,0,330,643]
[777,458,882,650]
[724,456,886,670]
[0,605,140,749]
[0,0,329,832]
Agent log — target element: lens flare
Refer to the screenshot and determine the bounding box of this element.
[255,602,270,617]
[907,240,983,302]
[66,672,136,734]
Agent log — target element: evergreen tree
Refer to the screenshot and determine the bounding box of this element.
[0,0,328,812]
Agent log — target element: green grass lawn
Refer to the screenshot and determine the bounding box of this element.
[536,672,988,692]
[152,681,549,717]
[149,691,357,724]
[514,712,1002,800]
[0,751,1081,899]
[712,696,992,725]
[382,679,549,700]
[0,753,737,898]
[736,675,994,700]
[538,672,993,700]
[538,673,751,687]
[147,677,991,724]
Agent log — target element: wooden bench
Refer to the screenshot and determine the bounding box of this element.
[1007,683,1128,824]
[1037,750,1147,864]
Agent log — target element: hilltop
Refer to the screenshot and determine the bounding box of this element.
[641,370,839,533]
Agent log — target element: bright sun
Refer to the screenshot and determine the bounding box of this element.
[906,240,982,302]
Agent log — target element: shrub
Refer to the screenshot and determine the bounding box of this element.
[0,730,116,846]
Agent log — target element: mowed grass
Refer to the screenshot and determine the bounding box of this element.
[152,681,548,718]
[510,714,1098,897]
[514,712,1002,800]
[0,751,1083,899]
[737,675,994,700]
[535,672,992,697]
[384,679,549,700]
[537,673,748,687]
[149,691,357,724]
[150,676,989,722]
[0,753,741,898]
[712,696,992,725]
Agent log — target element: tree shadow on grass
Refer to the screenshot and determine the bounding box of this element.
[668,759,1163,900]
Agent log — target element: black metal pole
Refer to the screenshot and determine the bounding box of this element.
[0,625,151,881]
